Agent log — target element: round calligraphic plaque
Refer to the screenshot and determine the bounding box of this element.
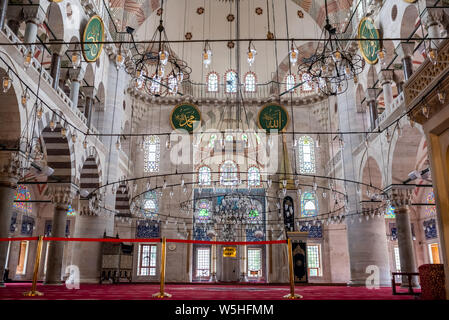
[170,103,202,132]
[258,103,289,132]
[358,17,380,65]
[82,15,105,62]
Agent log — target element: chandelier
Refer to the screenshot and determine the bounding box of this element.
[125,1,191,97]
[298,0,363,96]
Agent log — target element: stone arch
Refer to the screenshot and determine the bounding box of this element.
[355,83,365,113]
[78,146,102,195]
[0,67,22,149]
[366,65,378,89]
[115,183,130,217]
[36,112,76,184]
[46,2,66,40]
[400,5,419,39]
[390,125,424,185]
[360,156,383,201]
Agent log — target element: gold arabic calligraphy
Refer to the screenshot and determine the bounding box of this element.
[175,112,196,128]
[262,110,283,129]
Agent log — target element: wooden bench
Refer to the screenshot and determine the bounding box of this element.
[391,272,420,296]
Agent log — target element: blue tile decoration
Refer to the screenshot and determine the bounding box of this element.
[423,219,437,240]
[300,225,323,238]
[136,220,160,238]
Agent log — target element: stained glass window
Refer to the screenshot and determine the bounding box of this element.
[198,166,211,186]
[225,70,237,93]
[142,191,158,217]
[285,74,295,92]
[196,247,211,277]
[301,73,313,92]
[144,135,160,172]
[301,192,318,217]
[245,72,256,92]
[298,136,315,174]
[220,160,238,185]
[248,166,261,187]
[195,199,211,223]
[13,185,32,214]
[425,191,436,217]
[207,72,219,92]
[67,205,76,216]
[167,75,177,94]
[385,204,395,218]
[394,246,401,272]
[247,248,262,278]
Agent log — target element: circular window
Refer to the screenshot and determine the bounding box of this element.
[66,3,73,19]
[391,5,398,21]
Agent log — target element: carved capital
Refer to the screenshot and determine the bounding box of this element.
[386,185,415,208]
[395,42,415,60]
[365,88,379,102]
[0,152,20,187]
[80,86,97,99]
[21,4,46,25]
[47,184,78,209]
[69,67,86,82]
[49,41,69,57]
[360,200,383,216]
[379,70,394,86]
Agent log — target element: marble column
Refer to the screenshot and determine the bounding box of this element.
[379,70,394,114]
[423,9,444,49]
[44,185,76,285]
[388,186,418,287]
[22,5,45,53]
[395,42,415,81]
[338,81,391,286]
[49,43,68,90]
[0,153,20,286]
[69,67,86,110]
[72,198,107,283]
[366,88,379,130]
[0,0,7,31]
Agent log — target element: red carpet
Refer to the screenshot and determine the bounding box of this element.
[0,283,419,300]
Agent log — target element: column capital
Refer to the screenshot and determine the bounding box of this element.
[0,152,20,187]
[385,185,415,208]
[49,41,69,57]
[6,4,46,25]
[395,42,415,60]
[360,200,383,216]
[69,67,86,82]
[379,69,394,85]
[365,88,379,102]
[81,86,97,99]
[422,8,445,29]
[46,184,79,209]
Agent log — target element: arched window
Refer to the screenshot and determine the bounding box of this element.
[220,160,238,185]
[207,72,219,92]
[298,136,315,174]
[143,191,158,217]
[385,204,395,218]
[425,191,436,217]
[285,74,296,92]
[144,135,160,172]
[13,185,32,214]
[244,72,256,92]
[195,199,211,222]
[301,73,313,92]
[301,192,318,217]
[198,166,211,186]
[248,167,260,187]
[167,75,177,94]
[225,70,237,93]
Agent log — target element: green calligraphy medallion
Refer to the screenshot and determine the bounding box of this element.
[170,103,202,132]
[358,17,381,65]
[258,103,289,133]
[82,15,105,62]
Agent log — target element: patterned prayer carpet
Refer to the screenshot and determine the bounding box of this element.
[0,283,420,300]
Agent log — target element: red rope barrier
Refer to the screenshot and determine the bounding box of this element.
[0,237,287,245]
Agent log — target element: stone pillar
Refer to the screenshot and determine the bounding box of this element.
[81,87,96,128]
[388,186,418,287]
[72,197,107,283]
[338,81,391,286]
[44,185,77,285]
[69,67,86,110]
[395,42,415,81]
[379,70,394,113]
[49,43,68,90]
[366,88,379,130]
[423,9,445,49]
[21,5,45,53]
[0,153,20,286]
[0,0,7,31]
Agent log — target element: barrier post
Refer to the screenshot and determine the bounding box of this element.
[283,238,302,299]
[23,236,44,296]
[152,237,171,298]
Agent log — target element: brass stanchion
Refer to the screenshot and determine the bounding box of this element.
[283,238,302,299]
[23,236,44,297]
[152,237,172,298]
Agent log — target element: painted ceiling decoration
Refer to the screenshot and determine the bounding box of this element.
[109,0,352,33]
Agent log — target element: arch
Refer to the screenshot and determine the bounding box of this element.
[244,72,257,93]
[36,112,76,185]
[400,5,419,39]
[206,71,219,92]
[198,166,211,186]
[297,135,315,174]
[0,68,22,149]
[220,160,238,186]
[361,156,383,201]
[78,146,102,194]
[390,125,424,184]
[248,166,261,187]
[300,191,318,217]
[224,70,237,93]
[46,2,66,40]
[115,183,130,217]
